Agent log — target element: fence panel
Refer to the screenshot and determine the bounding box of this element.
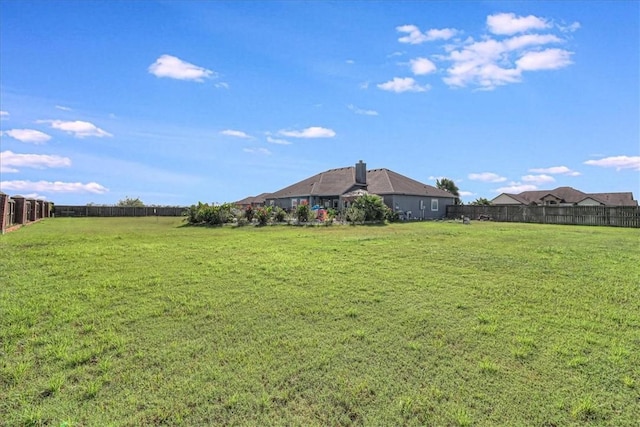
[446,205,639,228]
[54,206,187,217]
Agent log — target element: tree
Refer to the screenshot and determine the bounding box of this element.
[471,197,491,206]
[436,178,460,204]
[117,197,145,207]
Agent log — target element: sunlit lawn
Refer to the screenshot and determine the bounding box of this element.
[1,218,639,426]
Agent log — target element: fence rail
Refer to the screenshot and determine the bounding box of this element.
[54,206,187,217]
[446,205,640,228]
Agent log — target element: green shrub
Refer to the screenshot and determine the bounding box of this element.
[273,206,286,222]
[296,204,311,223]
[255,207,271,226]
[244,205,254,222]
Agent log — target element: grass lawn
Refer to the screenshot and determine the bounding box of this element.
[1,218,639,426]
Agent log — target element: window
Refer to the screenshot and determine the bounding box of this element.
[431,199,439,211]
[291,198,298,208]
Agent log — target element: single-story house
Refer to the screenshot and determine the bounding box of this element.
[235,192,271,209]
[492,186,637,206]
[264,161,456,219]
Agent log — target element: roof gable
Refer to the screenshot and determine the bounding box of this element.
[368,169,454,198]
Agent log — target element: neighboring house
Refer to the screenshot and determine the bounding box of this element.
[264,160,456,219]
[235,192,271,209]
[492,186,638,206]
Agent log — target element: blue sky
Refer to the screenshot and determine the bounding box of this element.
[1,1,638,205]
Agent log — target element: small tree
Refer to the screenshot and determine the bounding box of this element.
[471,197,491,206]
[117,196,145,207]
[436,178,460,204]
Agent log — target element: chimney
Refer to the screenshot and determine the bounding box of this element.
[355,160,367,185]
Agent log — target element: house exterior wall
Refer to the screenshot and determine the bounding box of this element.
[27,199,38,221]
[384,195,453,219]
[492,194,522,205]
[577,198,603,206]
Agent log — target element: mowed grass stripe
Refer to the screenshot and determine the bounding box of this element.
[1,218,638,426]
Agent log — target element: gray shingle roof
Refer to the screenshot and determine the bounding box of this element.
[266,166,454,199]
[498,186,637,206]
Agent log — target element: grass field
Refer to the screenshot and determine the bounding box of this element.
[1,218,639,426]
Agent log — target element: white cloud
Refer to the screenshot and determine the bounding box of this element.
[278,127,336,138]
[529,166,580,176]
[55,105,72,111]
[584,155,640,171]
[409,57,437,75]
[2,129,52,144]
[266,136,292,145]
[0,180,108,194]
[220,129,252,139]
[148,54,216,82]
[468,172,507,182]
[558,22,581,33]
[503,34,562,51]
[0,151,72,172]
[23,193,46,200]
[494,182,538,193]
[243,147,271,155]
[0,110,9,119]
[459,191,474,197]
[487,13,550,35]
[392,13,576,90]
[397,25,459,44]
[521,174,555,184]
[516,48,573,71]
[39,120,112,138]
[346,59,355,64]
[214,82,230,89]
[377,77,430,93]
[348,104,379,116]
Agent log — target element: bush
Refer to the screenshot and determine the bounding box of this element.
[244,205,254,222]
[273,206,286,222]
[183,202,234,226]
[350,194,390,223]
[255,207,271,226]
[296,204,311,223]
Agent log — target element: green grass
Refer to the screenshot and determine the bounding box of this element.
[1,218,639,426]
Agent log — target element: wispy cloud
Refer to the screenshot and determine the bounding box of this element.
[266,136,292,145]
[0,151,72,173]
[2,129,52,144]
[348,104,379,116]
[529,165,580,176]
[215,82,230,89]
[278,127,336,138]
[148,54,216,82]
[521,174,555,184]
[397,25,459,44]
[220,129,252,139]
[468,172,507,182]
[0,180,108,194]
[494,182,538,193]
[55,105,72,111]
[584,155,640,171]
[243,147,271,155]
[378,77,430,93]
[39,120,112,138]
[1,110,9,119]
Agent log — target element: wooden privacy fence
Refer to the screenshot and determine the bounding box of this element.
[446,205,640,228]
[54,206,187,217]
